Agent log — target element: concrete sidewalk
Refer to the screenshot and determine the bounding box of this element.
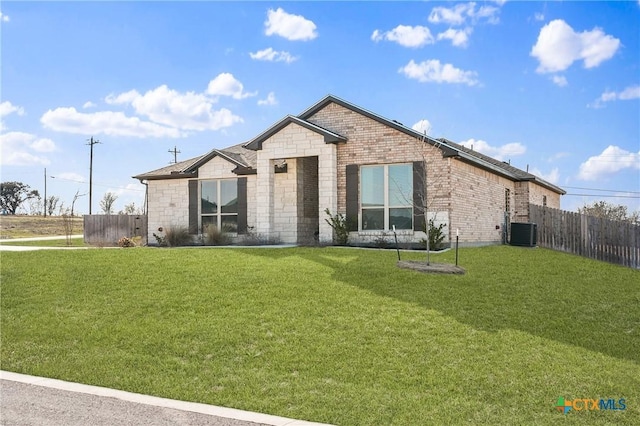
[1,371,332,426]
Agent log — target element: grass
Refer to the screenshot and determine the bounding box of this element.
[1,246,638,425]
[0,215,83,238]
[0,237,87,247]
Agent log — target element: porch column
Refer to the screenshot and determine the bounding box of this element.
[256,156,274,238]
[317,145,337,243]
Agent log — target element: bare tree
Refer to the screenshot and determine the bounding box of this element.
[392,132,447,265]
[71,190,87,217]
[27,196,43,215]
[99,192,118,215]
[119,202,140,215]
[46,196,60,216]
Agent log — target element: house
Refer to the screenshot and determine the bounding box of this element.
[133,95,565,246]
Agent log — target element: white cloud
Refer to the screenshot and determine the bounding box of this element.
[264,8,317,41]
[460,138,526,161]
[0,101,25,131]
[534,13,545,22]
[589,85,640,108]
[206,73,256,100]
[428,2,500,25]
[530,167,560,184]
[258,92,278,106]
[578,145,640,181]
[41,107,184,138]
[0,11,9,22]
[399,59,479,86]
[0,132,53,166]
[551,75,568,87]
[249,47,298,63]
[107,84,243,131]
[30,137,56,152]
[547,152,570,162]
[619,85,640,100]
[530,19,620,73]
[437,28,472,47]
[83,101,96,109]
[411,119,432,135]
[57,172,86,183]
[371,25,434,48]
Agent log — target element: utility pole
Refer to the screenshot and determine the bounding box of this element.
[87,137,101,215]
[44,168,47,218]
[168,146,181,164]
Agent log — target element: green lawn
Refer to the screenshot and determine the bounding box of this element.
[1,246,638,425]
[0,237,87,247]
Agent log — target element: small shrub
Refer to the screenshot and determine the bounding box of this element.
[324,208,349,245]
[204,224,232,246]
[421,218,447,250]
[118,236,136,248]
[240,229,282,246]
[373,234,389,248]
[153,233,167,247]
[164,225,191,247]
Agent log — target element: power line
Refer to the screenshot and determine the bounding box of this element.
[565,193,640,199]
[50,176,145,192]
[563,186,640,194]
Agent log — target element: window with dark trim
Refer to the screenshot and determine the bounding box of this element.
[200,179,238,232]
[360,164,413,230]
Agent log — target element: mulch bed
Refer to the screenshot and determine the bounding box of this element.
[397,260,465,274]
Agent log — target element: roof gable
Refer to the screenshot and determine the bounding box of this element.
[243,115,347,151]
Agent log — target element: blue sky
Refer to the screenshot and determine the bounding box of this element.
[1,1,639,215]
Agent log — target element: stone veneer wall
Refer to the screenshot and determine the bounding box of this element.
[147,179,189,242]
[255,123,337,243]
[273,158,299,243]
[145,156,257,243]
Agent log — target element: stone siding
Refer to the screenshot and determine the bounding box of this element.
[255,123,337,243]
[147,179,190,242]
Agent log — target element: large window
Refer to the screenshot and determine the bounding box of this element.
[201,179,238,232]
[360,164,413,230]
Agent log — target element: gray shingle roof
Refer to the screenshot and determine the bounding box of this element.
[133,94,565,195]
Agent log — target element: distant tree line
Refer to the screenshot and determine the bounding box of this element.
[0,182,144,216]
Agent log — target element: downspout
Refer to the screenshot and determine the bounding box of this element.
[141,180,148,215]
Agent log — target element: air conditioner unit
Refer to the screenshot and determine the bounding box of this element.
[510,223,537,247]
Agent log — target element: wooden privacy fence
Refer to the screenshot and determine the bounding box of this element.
[529,204,640,269]
[84,215,147,246]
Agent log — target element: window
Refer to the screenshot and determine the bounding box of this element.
[200,179,238,232]
[360,164,412,230]
[543,195,547,207]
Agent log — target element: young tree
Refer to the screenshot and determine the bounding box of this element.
[99,192,118,215]
[579,201,640,224]
[45,195,60,216]
[0,181,40,215]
